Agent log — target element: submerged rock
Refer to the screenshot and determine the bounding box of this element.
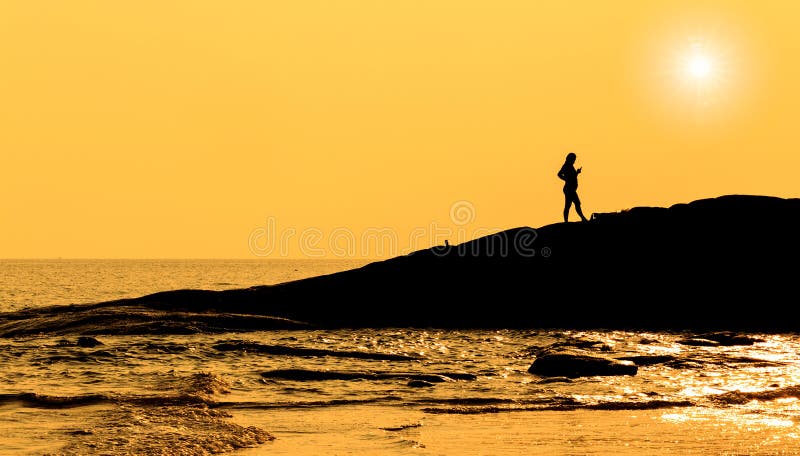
[537,376,573,384]
[0,306,309,338]
[260,369,469,383]
[77,336,103,348]
[677,333,763,347]
[677,338,720,347]
[528,352,638,378]
[693,332,764,346]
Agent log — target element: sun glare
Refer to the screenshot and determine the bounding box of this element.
[682,41,716,84]
[687,54,712,79]
[663,36,737,110]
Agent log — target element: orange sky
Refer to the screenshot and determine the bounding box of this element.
[2,1,798,258]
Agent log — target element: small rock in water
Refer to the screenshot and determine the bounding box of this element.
[408,380,435,388]
[678,332,763,347]
[695,332,763,346]
[677,338,719,347]
[528,352,638,378]
[77,337,103,348]
[537,376,573,384]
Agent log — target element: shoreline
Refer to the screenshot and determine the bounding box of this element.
[231,404,798,455]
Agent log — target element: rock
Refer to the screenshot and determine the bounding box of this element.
[615,355,675,366]
[528,352,638,378]
[694,332,763,346]
[677,338,720,347]
[407,380,435,388]
[678,332,762,347]
[76,337,103,348]
[537,377,573,384]
[260,369,468,382]
[1,194,799,334]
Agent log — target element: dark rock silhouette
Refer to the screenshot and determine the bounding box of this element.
[691,332,763,346]
[0,305,307,337]
[260,369,468,383]
[676,333,763,347]
[528,352,638,377]
[76,336,103,347]
[1,194,799,335]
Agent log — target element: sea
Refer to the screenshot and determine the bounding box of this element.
[1,259,800,455]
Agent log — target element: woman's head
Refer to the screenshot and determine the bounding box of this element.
[565,152,576,163]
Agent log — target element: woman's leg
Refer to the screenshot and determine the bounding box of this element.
[563,194,572,222]
[573,194,588,221]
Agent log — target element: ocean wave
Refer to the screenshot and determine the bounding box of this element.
[422,398,694,414]
[0,392,110,408]
[213,340,420,361]
[185,372,232,397]
[0,391,224,409]
[0,372,230,409]
[710,384,800,405]
[56,398,273,455]
[32,351,116,364]
[130,341,192,353]
[219,396,404,409]
[380,422,424,432]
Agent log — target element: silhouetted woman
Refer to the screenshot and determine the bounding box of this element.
[557,152,588,222]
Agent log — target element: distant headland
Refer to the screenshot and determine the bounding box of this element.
[2,194,799,336]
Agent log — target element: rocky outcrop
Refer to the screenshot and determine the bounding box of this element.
[1,194,798,334]
[528,352,638,378]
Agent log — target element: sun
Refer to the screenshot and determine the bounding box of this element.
[646,30,746,116]
[670,38,732,108]
[687,54,712,79]
[682,42,716,84]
